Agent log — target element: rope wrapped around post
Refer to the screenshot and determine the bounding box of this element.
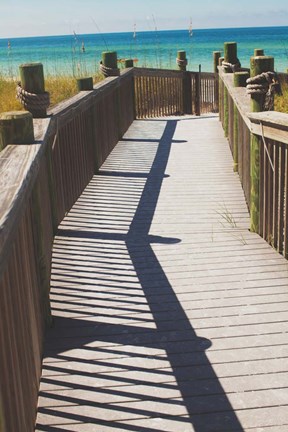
[99,61,120,78]
[246,71,282,111]
[222,59,241,72]
[16,83,50,114]
[176,57,188,67]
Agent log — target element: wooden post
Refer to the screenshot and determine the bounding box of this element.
[250,55,274,233]
[223,43,238,136]
[76,77,93,91]
[234,71,249,87]
[218,57,224,122]
[224,42,238,70]
[102,51,118,69]
[232,71,249,171]
[101,51,121,138]
[177,50,187,72]
[224,85,229,136]
[250,56,274,112]
[19,63,48,118]
[218,57,224,123]
[195,64,201,116]
[213,51,221,112]
[124,59,134,68]
[233,103,239,171]
[100,51,120,77]
[20,62,45,93]
[219,78,223,123]
[0,111,34,151]
[213,51,221,74]
[254,49,264,56]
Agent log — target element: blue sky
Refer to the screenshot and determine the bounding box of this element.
[1,0,288,38]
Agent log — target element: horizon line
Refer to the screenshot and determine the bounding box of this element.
[0,24,287,41]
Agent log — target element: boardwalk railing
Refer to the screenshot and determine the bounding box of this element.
[219,68,288,258]
[3,61,288,430]
[0,64,218,431]
[134,67,218,117]
[0,68,134,432]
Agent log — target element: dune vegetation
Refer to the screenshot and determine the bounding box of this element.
[0,74,103,113]
[275,81,288,113]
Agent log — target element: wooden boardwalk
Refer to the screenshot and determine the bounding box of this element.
[36,115,288,432]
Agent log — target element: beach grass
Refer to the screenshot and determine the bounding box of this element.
[0,74,103,113]
[0,75,22,112]
[275,81,288,113]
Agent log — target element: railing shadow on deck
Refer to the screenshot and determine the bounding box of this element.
[36,120,244,432]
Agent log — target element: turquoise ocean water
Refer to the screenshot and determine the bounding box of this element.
[0,26,288,77]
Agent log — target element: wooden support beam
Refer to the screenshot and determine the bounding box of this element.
[233,103,239,172]
[223,86,229,136]
[249,55,274,233]
[232,71,249,171]
[177,50,187,72]
[19,63,48,118]
[213,51,221,112]
[223,43,238,136]
[100,51,120,78]
[76,77,93,91]
[195,66,201,116]
[102,51,118,69]
[254,49,264,56]
[213,51,221,74]
[0,111,34,151]
[234,71,249,88]
[224,42,238,71]
[124,59,134,68]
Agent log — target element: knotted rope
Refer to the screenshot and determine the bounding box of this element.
[222,59,241,73]
[16,83,50,114]
[246,71,282,111]
[176,57,188,67]
[99,61,120,77]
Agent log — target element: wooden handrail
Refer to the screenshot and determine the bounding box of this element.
[219,65,288,258]
[248,111,288,145]
[0,67,135,432]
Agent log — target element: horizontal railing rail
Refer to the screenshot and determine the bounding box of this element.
[219,67,288,259]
